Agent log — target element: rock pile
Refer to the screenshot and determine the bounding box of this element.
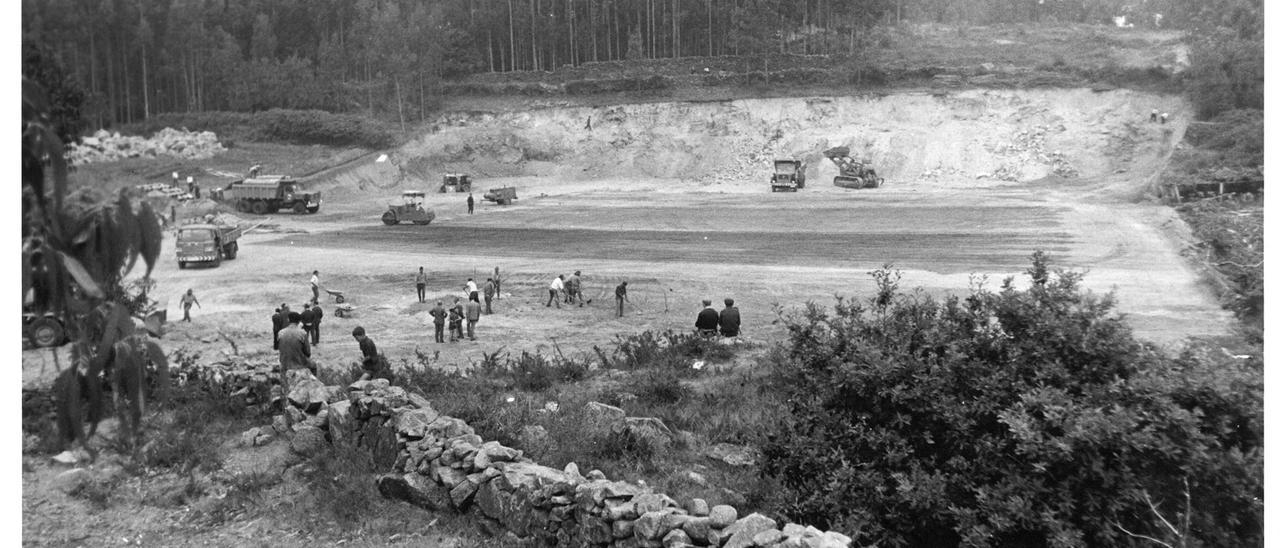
[986,124,1078,181]
[67,128,226,165]
[176,358,856,547]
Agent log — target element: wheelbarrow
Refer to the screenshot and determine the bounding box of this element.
[325,288,347,303]
[334,304,356,318]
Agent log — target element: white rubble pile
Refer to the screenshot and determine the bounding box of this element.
[68,128,227,165]
[985,124,1078,181]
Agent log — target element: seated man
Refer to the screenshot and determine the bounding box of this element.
[694,299,720,338]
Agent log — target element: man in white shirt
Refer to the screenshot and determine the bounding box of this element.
[546,275,564,308]
[465,278,479,301]
[310,270,320,304]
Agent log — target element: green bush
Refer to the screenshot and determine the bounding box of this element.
[761,253,1262,547]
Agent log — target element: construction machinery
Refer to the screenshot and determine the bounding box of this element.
[823,146,884,189]
[176,221,242,268]
[225,175,322,214]
[382,190,436,225]
[440,173,472,193]
[483,186,519,205]
[770,160,807,192]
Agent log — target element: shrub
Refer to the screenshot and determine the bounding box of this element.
[761,253,1262,547]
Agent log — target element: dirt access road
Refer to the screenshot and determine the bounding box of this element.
[35,88,1230,383]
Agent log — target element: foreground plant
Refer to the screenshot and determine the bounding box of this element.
[24,77,168,454]
[762,252,1262,547]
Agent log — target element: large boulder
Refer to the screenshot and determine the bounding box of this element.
[377,472,451,511]
[473,441,522,469]
[395,407,442,439]
[494,462,577,496]
[722,513,779,548]
[585,401,627,422]
[290,425,328,457]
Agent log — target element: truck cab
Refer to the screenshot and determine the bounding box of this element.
[176,224,240,268]
[771,160,806,192]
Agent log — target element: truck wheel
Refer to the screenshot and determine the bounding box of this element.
[29,317,65,348]
[236,200,250,212]
[293,203,307,214]
[179,261,187,269]
[306,206,320,214]
[382,211,399,225]
[225,242,238,260]
[250,201,268,215]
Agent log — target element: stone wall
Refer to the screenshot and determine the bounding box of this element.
[183,359,853,548]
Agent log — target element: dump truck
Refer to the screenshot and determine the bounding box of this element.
[382,190,436,225]
[440,173,472,193]
[176,222,242,268]
[823,146,884,189]
[225,175,322,214]
[483,186,518,205]
[770,160,806,192]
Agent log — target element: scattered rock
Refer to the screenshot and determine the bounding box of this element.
[52,468,93,494]
[686,498,710,516]
[705,442,759,467]
[709,505,738,528]
[290,425,328,457]
[584,401,627,422]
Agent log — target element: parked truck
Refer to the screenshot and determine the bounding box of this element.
[225,175,322,214]
[482,186,518,205]
[770,160,807,192]
[176,222,242,268]
[440,173,472,193]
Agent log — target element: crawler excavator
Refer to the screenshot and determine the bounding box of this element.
[823,146,884,189]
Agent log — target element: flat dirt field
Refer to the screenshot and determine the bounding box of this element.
[26,88,1233,386]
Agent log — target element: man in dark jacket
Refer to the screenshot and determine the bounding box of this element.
[311,303,324,345]
[300,303,316,344]
[429,301,448,343]
[271,307,284,350]
[719,298,741,338]
[694,299,719,338]
[448,298,465,341]
[353,326,392,382]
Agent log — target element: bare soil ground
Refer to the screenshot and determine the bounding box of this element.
[25,83,1238,545]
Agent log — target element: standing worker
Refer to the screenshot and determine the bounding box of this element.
[493,268,502,299]
[180,289,201,322]
[1150,108,1159,123]
[566,271,580,305]
[546,275,565,308]
[277,311,316,424]
[415,267,427,303]
[719,298,741,338]
[311,302,324,345]
[615,281,628,317]
[467,193,475,214]
[695,299,719,338]
[300,303,316,344]
[483,278,496,314]
[571,270,585,307]
[271,307,285,350]
[465,295,482,341]
[310,270,320,305]
[429,300,448,343]
[448,298,465,342]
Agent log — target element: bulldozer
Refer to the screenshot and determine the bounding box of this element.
[823,146,884,189]
[382,190,436,225]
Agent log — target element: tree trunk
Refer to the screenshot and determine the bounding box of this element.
[508,0,516,70]
[395,78,405,133]
[141,45,150,119]
[529,0,537,71]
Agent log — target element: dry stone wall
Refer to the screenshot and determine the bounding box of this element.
[181,359,853,547]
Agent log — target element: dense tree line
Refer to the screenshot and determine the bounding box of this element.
[21,0,1260,129]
